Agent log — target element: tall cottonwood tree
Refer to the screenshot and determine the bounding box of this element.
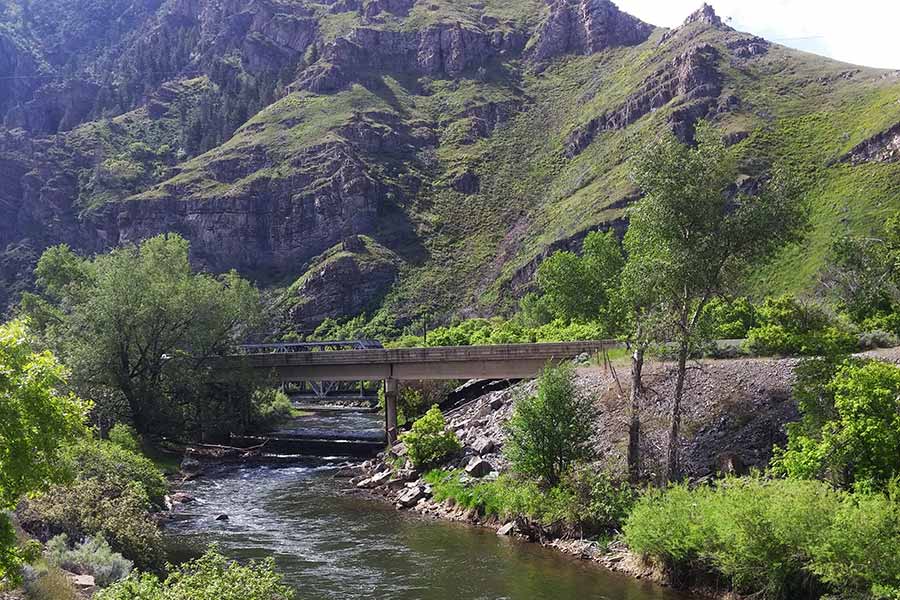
[22,234,262,438]
[624,125,807,481]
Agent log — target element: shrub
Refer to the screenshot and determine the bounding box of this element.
[743,296,857,356]
[96,547,294,600]
[63,438,167,506]
[858,329,900,350]
[20,479,165,571]
[23,565,79,600]
[108,424,141,453]
[248,388,294,431]
[809,485,900,599]
[773,360,900,490]
[624,478,841,598]
[45,534,132,587]
[704,297,758,339]
[401,406,461,469]
[504,364,595,486]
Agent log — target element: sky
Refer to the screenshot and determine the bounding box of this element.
[615,0,900,70]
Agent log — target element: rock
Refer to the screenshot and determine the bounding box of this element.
[215,514,229,521]
[464,457,493,478]
[180,457,202,474]
[682,3,725,28]
[564,43,722,157]
[471,437,494,456]
[70,573,95,588]
[489,396,504,410]
[529,0,653,66]
[392,442,408,456]
[397,485,428,507]
[497,522,517,536]
[357,469,393,489]
[171,492,195,504]
[841,121,900,165]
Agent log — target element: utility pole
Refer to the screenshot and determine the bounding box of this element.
[423,315,429,346]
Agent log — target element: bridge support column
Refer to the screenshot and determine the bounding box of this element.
[384,378,399,444]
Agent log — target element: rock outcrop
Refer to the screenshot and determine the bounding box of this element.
[841,121,900,164]
[287,236,400,331]
[529,0,653,66]
[565,43,723,157]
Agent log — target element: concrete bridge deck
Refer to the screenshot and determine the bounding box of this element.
[218,340,619,443]
[218,341,617,382]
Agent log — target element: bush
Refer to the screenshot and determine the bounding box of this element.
[624,478,841,598]
[23,565,79,600]
[96,547,294,600]
[45,534,132,587]
[504,364,595,485]
[858,329,900,350]
[108,424,141,453]
[248,388,294,431]
[773,360,900,490]
[63,438,168,506]
[704,297,758,339]
[743,295,857,356]
[401,406,461,469]
[20,479,165,571]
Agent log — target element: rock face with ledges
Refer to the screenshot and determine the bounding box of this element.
[528,0,653,65]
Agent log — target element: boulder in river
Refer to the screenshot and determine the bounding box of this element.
[215,514,229,521]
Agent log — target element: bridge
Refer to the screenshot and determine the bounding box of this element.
[217,341,617,443]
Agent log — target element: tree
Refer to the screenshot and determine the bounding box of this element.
[504,363,595,486]
[22,234,262,438]
[0,320,87,581]
[824,215,900,334]
[625,125,806,481]
[773,360,900,491]
[536,230,624,324]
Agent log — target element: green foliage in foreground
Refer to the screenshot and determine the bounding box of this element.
[624,477,900,600]
[504,364,595,486]
[20,478,165,571]
[401,406,461,469]
[95,547,294,600]
[20,432,168,571]
[0,319,87,583]
[773,359,900,491]
[424,468,635,535]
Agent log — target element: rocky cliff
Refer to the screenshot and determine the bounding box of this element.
[1,0,898,328]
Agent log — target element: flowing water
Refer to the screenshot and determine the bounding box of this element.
[164,410,687,600]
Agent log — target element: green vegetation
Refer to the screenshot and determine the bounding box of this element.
[624,477,900,599]
[624,125,807,480]
[20,233,266,440]
[95,547,294,600]
[0,319,87,582]
[425,468,636,536]
[773,359,900,491]
[504,364,595,486]
[400,406,461,470]
[743,295,857,356]
[536,230,623,324]
[45,534,132,587]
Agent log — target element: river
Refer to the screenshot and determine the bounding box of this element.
[164,410,686,600]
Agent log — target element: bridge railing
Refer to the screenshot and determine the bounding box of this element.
[238,340,384,354]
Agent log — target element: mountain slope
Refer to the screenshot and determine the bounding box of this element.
[1,0,898,330]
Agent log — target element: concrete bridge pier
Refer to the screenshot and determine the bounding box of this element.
[384,378,399,444]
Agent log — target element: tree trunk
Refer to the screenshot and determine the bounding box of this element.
[628,346,645,484]
[666,341,689,482]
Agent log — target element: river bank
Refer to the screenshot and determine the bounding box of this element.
[162,460,686,600]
